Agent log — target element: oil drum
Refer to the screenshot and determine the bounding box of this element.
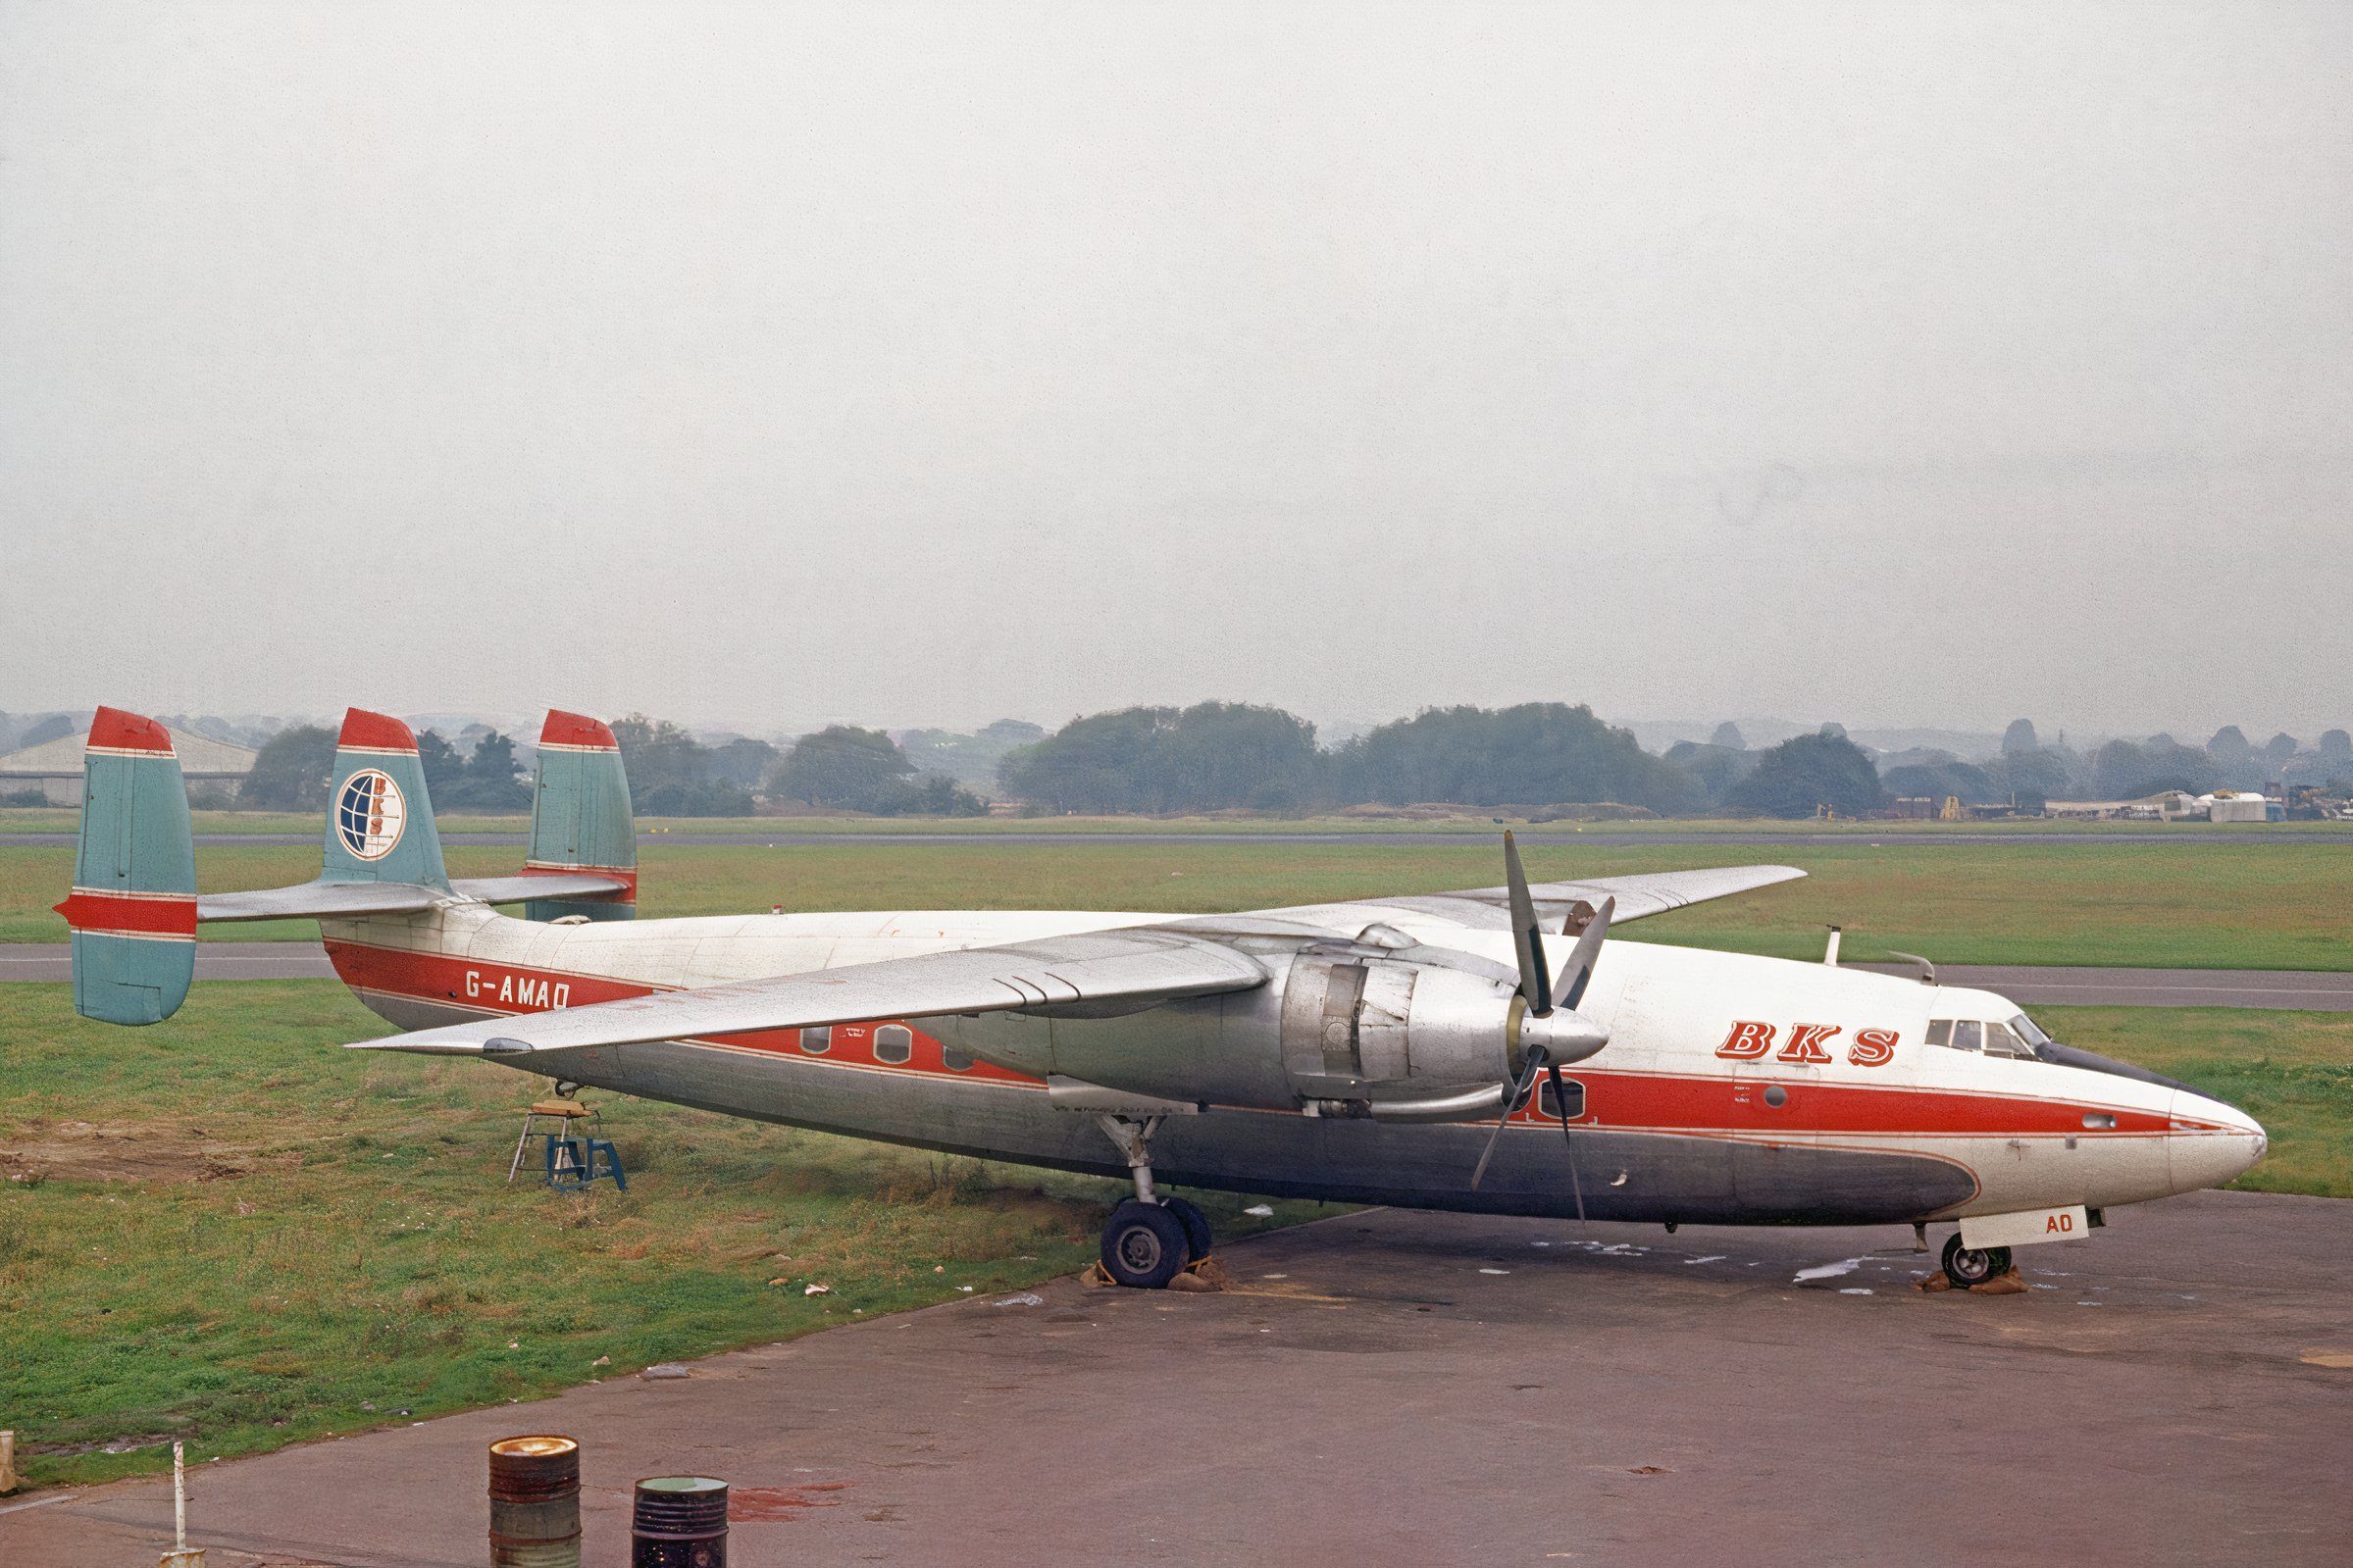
[632,1475,729,1567]
[487,1435,582,1568]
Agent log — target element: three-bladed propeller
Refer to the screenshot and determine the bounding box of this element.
[1471,833,1615,1191]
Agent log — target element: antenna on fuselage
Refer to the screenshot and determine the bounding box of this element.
[1823,926,1842,966]
[1886,950,1938,986]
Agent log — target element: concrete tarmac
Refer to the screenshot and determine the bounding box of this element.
[3,1190,2345,1566]
[8,944,2352,1008]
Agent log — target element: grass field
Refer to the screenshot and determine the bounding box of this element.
[1,982,2342,1492]
[6,834,2349,967]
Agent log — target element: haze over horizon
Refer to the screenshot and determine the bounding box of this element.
[4,3,2347,740]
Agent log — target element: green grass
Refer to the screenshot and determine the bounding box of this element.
[0,983,1311,1490]
[6,835,2350,968]
[2040,1006,2353,1199]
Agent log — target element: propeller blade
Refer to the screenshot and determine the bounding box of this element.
[1554,895,1616,1012]
[1469,1044,1548,1191]
[1503,831,1553,1015]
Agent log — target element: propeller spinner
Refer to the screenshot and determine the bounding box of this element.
[1471,833,1614,1191]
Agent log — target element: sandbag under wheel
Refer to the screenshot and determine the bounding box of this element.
[1162,1195,1214,1260]
[1100,1199,1192,1289]
[1941,1231,2012,1287]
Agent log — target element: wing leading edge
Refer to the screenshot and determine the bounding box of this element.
[1283,863,1807,930]
[345,927,1271,1057]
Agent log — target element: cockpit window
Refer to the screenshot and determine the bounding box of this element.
[1982,1022,2035,1059]
[1927,1013,2053,1060]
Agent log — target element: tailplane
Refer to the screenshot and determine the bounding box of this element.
[57,706,635,1024]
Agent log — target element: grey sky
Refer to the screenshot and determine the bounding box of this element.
[4,2,2347,740]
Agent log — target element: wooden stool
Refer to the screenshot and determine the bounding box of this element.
[509,1098,599,1184]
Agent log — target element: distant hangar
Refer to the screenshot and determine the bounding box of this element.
[0,727,258,805]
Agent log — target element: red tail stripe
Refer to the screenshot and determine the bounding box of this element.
[539,710,619,750]
[87,707,176,756]
[54,887,199,936]
[338,708,418,753]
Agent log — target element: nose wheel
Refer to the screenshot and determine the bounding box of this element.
[1092,1115,1216,1289]
[1941,1231,2013,1287]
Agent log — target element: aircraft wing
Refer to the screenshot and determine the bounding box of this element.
[345,927,1271,1056]
[1303,863,1807,929]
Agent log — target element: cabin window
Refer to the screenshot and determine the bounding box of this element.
[943,1048,974,1072]
[874,1025,913,1066]
[1537,1077,1586,1121]
[799,1026,831,1055]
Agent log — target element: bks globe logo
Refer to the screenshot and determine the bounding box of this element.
[336,769,407,861]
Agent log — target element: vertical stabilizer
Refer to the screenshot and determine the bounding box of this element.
[52,708,197,1023]
[524,710,637,922]
[321,709,449,890]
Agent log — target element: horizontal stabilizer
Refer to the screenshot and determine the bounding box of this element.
[196,873,633,923]
[451,873,633,906]
[199,882,450,922]
[347,928,1270,1056]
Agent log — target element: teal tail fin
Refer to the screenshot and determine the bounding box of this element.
[322,709,449,890]
[523,710,637,922]
[52,708,197,1024]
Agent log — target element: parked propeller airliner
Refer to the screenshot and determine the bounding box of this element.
[57,707,2265,1288]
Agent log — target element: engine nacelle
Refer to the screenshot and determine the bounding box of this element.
[1276,952,1518,1104]
[926,946,1563,1116]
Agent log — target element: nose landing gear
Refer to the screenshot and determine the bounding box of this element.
[1093,1115,1216,1289]
[1941,1231,2013,1287]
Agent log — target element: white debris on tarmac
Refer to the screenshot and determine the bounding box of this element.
[992,1292,1046,1307]
[1794,1258,1866,1283]
[1244,1204,1274,1217]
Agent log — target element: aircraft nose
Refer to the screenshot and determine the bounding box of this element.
[2167,1088,2268,1193]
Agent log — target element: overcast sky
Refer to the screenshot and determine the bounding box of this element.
[3,2,2347,741]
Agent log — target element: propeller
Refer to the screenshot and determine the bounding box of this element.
[1471,832,1614,1192]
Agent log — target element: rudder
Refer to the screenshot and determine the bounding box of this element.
[52,708,197,1024]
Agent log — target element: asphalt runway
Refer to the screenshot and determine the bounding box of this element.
[8,828,2353,848]
[5,1190,2345,1567]
[7,943,2350,1009]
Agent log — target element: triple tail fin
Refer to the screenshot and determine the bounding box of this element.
[521,710,637,922]
[52,709,197,1024]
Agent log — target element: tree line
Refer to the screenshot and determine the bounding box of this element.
[135,704,2353,821]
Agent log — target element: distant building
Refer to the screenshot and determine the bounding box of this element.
[0,728,259,805]
[2044,790,2201,822]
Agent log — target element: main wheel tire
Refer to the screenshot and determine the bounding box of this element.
[1100,1200,1191,1289]
[1162,1196,1214,1261]
[1940,1232,2011,1287]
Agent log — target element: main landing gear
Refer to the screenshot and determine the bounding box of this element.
[1941,1231,2013,1287]
[1095,1114,1214,1289]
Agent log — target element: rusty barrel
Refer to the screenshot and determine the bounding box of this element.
[488,1435,582,1568]
[631,1475,729,1567]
